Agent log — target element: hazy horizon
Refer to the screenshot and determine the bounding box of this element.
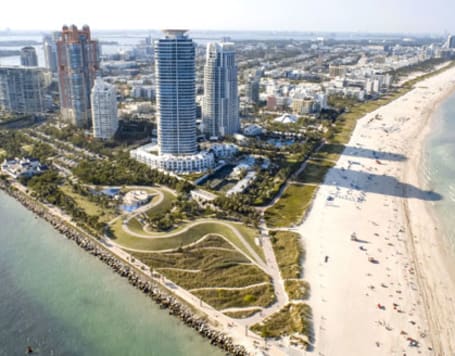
[1,0,455,35]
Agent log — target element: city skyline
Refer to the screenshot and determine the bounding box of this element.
[1,0,455,34]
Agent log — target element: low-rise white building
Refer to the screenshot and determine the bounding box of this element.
[1,157,48,179]
[130,144,215,173]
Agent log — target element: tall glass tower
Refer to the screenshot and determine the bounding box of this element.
[202,42,239,138]
[57,25,100,128]
[155,30,197,156]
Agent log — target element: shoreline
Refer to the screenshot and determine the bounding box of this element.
[297,64,455,355]
[0,182,249,356]
[402,84,455,354]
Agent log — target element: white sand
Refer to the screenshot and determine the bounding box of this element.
[298,66,455,355]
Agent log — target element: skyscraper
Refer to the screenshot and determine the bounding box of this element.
[246,77,260,105]
[57,25,100,128]
[155,29,197,155]
[0,67,50,113]
[202,42,240,138]
[43,32,60,73]
[91,78,118,139]
[20,47,38,67]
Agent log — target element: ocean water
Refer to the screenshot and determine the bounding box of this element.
[424,91,455,252]
[0,191,223,356]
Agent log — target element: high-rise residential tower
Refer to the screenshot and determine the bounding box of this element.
[57,25,100,128]
[91,78,118,139]
[202,42,239,138]
[20,47,38,67]
[43,32,60,73]
[155,29,197,155]
[246,77,260,105]
[0,67,50,113]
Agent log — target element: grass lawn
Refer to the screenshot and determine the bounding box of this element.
[284,280,310,300]
[233,223,264,261]
[144,189,176,217]
[270,231,303,279]
[192,283,276,310]
[251,303,313,342]
[60,185,114,222]
[265,184,317,228]
[111,218,262,264]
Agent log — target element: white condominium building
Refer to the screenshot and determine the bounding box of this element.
[155,29,197,156]
[91,78,118,139]
[202,41,240,138]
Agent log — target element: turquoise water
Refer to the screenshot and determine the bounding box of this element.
[0,191,222,356]
[424,91,455,252]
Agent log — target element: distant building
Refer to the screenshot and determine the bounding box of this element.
[246,78,260,104]
[292,98,314,114]
[91,78,118,139]
[243,124,264,136]
[155,29,197,156]
[266,95,277,110]
[57,24,100,127]
[43,32,60,73]
[329,65,345,78]
[20,47,38,67]
[447,35,455,49]
[202,41,240,138]
[273,113,298,124]
[0,66,50,113]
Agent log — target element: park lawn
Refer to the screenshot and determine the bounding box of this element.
[270,231,303,279]
[60,185,114,222]
[251,303,312,342]
[112,218,262,264]
[192,283,276,310]
[233,223,264,262]
[265,184,317,228]
[126,217,144,234]
[145,189,176,217]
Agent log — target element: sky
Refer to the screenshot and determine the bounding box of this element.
[1,0,454,34]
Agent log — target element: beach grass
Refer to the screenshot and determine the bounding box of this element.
[265,184,317,228]
[251,303,313,341]
[270,231,303,279]
[295,159,335,184]
[284,280,310,300]
[192,283,276,310]
[159,264,270,289]
[224,309,262,319]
